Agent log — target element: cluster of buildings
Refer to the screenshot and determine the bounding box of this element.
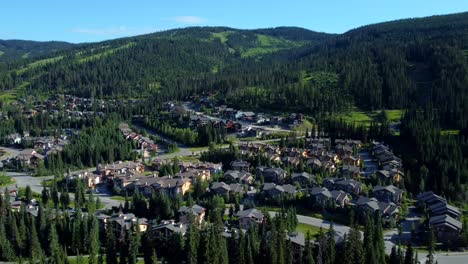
[417,192,463,243]
[3,133,71,169]
[118,123,158,156]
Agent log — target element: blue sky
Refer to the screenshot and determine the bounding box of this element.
[1,0,466,43]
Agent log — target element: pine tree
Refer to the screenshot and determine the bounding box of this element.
[186,224,199,264]
[363,215,376,264]
[327,223,335,264]
[28,219,42,259]
[404,243,413,264]
[373,213,386,264]
[150,249,158,264]
[48,224,61,264]
[88,217,100,264]
[426,227,436,264]
[303,231,315,264]
[105,223,118,264]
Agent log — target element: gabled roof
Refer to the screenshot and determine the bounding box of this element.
[428,202,461,217]
[429,214,462,231]
[373,185,403,196]
[235,208,264,219]
[178,205,205,216]
[292,172,314,180]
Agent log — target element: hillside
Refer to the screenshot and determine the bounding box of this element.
[0,39,74,62]
[0,13,467,128]
[0,27,328,99]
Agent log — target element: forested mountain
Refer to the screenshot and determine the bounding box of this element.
[0,13,467,128]
[0,39,74,62]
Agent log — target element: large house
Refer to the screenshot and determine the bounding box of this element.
[151,220,187,240]
[324,178,361,196]
[261,183,297,198]
[373,185,404,203]
[235,208,264,229]
[257,167,288,184]
[429,215,462,243]
[224,170,254,184]
[178,205,206,225]
[291,172,315,186]
[230,160,250,172]
[310,187,333,207]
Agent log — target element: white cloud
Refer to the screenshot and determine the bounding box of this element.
[172,16,206,24]
[70,26,158,36]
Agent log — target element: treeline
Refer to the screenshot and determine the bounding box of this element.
[398,108,468,202]
[45,119,136,173]
[142,114,226,147]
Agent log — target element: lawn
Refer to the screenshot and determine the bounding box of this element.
[110,196,127,201]
[0,174,14,187]
[441,130,460,136]
[296,223,326,236]
[294,119,315,133]
[337,108,405,127]
[77,42,135,63]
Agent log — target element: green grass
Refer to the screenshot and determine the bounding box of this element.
[21,52,31,59]
[241,34,300,58]
[0,174,15,187]
[0,50,4,57]
[16,56,64,74]
[110,196,127,201]
[337,108,405,127]
[441,130,460,135]
[294,119,315,133]
[296,223,325,236]
[77,42,135,63]
[211,31,232,44]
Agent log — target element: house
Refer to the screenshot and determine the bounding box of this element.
[108,213,148,232]
[357,198,399,222]
[152,176,192,196]
[211,182,231,195]
[291,172,315,186]
[97,161,144,179]
[236,208,264,229]
[373,185,404,203]
[417,192,446,207]
[331,190,350,207]
[178,205,206,225]
[376,169,404,184]
[261,183,297,198]
[210,182,245,196]
[286,232,306,254]
[151,220,187,240]
[342,155,360,166]
[429,215,462,243]
[341,165,361,178]
[324,178,361,196]
[16,149,44,167]
[257,167,287,184]
[428,202,461,219]
[230,160,250,172]
[310,187,333,207]
[224,170,254,184]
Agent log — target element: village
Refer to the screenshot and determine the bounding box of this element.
[0,96,465,264]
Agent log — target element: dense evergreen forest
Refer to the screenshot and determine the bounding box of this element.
[0,40,74,62]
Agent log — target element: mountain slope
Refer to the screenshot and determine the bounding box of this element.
[0,39,75,62]
[0,27,328,98]
[0,13,467,128]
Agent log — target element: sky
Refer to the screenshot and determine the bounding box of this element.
[1,0,467,43]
